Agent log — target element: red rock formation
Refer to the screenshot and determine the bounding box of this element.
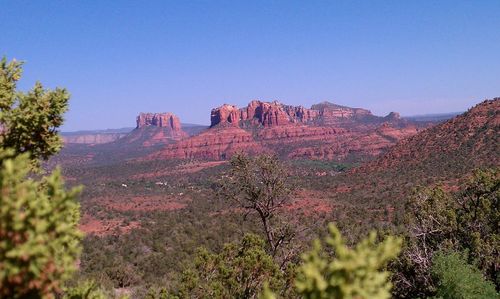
[137,112,182,131]
[131,112,187,146]
[210,100,384,128]
[210,104,240,127]
[149,127,264,160]
[384,112,401,120]
[146,100,431,161]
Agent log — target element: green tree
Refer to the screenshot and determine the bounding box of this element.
[171,234,294,299]
[455,169,499,285]
[63,280,107,299]
[0,57,70,166]
[431,252,498,299]
[219,153,295,259]
[0,57,82,298]
[395,168,499,298]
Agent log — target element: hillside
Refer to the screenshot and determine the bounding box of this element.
[314,98,500,216]
[357,99,499,175]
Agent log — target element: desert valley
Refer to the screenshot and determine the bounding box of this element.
[49,97,499,297]
[2,2,499,298]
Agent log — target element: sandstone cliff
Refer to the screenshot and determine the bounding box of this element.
[209,100,402,128]
[137,112,183,130]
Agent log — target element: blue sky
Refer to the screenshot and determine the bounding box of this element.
[1,1,499,131]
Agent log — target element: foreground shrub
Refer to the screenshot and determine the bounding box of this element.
[262,223,402,299]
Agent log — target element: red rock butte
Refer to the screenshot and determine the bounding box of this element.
[136,112,182,130]
[131,112,187,146]
[210,100,398,128]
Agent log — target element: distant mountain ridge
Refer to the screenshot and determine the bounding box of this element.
[403,112,462,122]
[62,122,208,145]
[62,100,462,159]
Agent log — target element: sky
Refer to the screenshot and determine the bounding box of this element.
[1,1,499,131]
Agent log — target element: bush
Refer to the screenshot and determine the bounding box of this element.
[431,252,498,299]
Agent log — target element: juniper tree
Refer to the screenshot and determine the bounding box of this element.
[167,234,294,299]
[219,153,295,259]
[0,57,70,166]
[431,251,498,299]
[394,168,499,298]
[0,57,82,298]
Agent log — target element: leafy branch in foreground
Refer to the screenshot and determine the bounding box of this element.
[262,223,402,299]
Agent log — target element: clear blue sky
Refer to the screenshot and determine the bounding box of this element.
[1,1,499,131]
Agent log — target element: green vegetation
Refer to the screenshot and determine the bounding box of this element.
[0,57,81,298]
[63,280,107,299]
[169,234,294,299]
[295,224,401,299]
[394,168,499,298]
[431,252,498,299]
[262,223,402,299]
[220,153,296,258]
[0,57,70,166]
[289,159,355,173]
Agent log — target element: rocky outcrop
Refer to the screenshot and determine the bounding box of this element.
[129,113,187,146]
[137,113,182,130]
[149,127,264,160]
[149,121,422,161]
[384,112,401,120]
[210,100,395,128]
[311,101,372,121]
[243,100,305,127]
[210,104,240,127]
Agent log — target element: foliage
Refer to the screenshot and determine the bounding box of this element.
[295,223,401,299]
[219,153,295,257]
[63,280,107,299]
[455,168,499,284]
[170,234,293,299]
[394,168,499,298]
[262,223,402,299]
[0,152,82,297]
[0,57,81,298]
[431,251,498,299]
[0,57,70,166]
[395,186,457,297]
